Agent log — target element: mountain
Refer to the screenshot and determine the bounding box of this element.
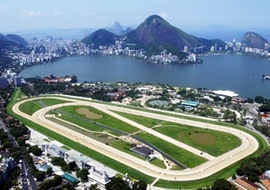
[242,31,268,49]
[118,27,134,36]
[6,34,28,46]
[82,15,226,55]
[82,29,116,48]
[0,33,27,69]
[125,15,225,55]
[0,33,28,49]
[106,22,123,34]
[106,22,135,35]
[6,28,96,40]
[125,15,201,55]
[196,38,226,51]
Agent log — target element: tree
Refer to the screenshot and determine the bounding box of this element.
[247,97,254,103]
[248,173,260,182]
[51,157,67,167]
[68,161,79,171]
[177,88,187,95]
[133,180,147,190]
[76,168,89,182]
[29,145,42,156]
[259,104,270,112]
[33,170,45,181]
[240,160,262,176]
[89,184,99,190]
[39,175,62,190]
[223,109,237,123]
[236,168,245,176]
[106,177,131,190]
[46,167,53,176]
[61,165,71,173]
[17,138,26,146]
[254,95,265,104]
[212,179,236,190]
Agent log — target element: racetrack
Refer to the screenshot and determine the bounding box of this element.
[12,95,259,181]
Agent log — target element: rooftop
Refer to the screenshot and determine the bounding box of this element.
[62,173,80,183]
[212,90,239,97]
[181,100,200,107]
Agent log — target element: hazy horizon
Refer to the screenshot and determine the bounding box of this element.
[0,0,269,32]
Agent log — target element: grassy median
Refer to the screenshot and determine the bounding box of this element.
[115,111,241,156]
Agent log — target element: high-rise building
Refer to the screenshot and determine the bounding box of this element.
[214,43,218,52]
[14,76,22,87]
[184,46,189,53]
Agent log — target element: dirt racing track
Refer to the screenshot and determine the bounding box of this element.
[12,95,259,181]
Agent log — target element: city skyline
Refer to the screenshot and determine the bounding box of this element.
[1,0,270,32]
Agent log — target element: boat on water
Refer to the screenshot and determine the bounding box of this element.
[262,74,270,80]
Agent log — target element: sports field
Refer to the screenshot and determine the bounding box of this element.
[8,91,267,189]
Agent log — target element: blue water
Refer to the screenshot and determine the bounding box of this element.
[20,54,270,98]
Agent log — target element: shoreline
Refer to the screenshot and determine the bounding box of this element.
[19,53,270,99]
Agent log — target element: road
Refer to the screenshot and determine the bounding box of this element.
[0,118,37,190]
[12,95,260,181]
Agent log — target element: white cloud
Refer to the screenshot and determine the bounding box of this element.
[22,10,42,17]
[158,11,169,19]
[53,11,62,17]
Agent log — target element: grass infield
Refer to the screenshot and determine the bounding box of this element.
[6,91,268,189]
[115,111,241,156]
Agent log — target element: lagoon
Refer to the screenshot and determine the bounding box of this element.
[19,54,270,98]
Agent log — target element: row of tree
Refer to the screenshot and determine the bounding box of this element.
[235,149,270,182]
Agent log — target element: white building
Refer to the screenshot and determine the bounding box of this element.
[188,53,197,62]
[88,167,110,190]
[184,46,189,53]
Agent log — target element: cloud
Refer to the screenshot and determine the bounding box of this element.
[22,10,42,17]
[53,11,62,17]
[158,11,169,19]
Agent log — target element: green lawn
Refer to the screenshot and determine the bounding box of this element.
[19,100,42,115]
[135,132,207,168]
[110,140,148,161]
[150,158,166,169]
[6,93,268,189]
[49,116,166,166]
[61,145,71,150]
[57,105,140,134]
[114,111,163,128]
[7,112,156,184]
[47,117,119,143]
[154,128,268,189]
[18,98,69,116]
[38,98,69,106]
[55,114,107,132]
[155,124,240,156]
[113,111,240,156]
[16,88,27,100]
[58,105,207,167]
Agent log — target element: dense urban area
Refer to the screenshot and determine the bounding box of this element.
[1,26,270,190]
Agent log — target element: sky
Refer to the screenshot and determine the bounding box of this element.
[0,0,270,32]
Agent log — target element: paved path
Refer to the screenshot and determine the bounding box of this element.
[12,95,260,181]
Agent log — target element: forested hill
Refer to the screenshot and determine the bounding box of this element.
[83,15,226,56]
[0,34,28,69]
